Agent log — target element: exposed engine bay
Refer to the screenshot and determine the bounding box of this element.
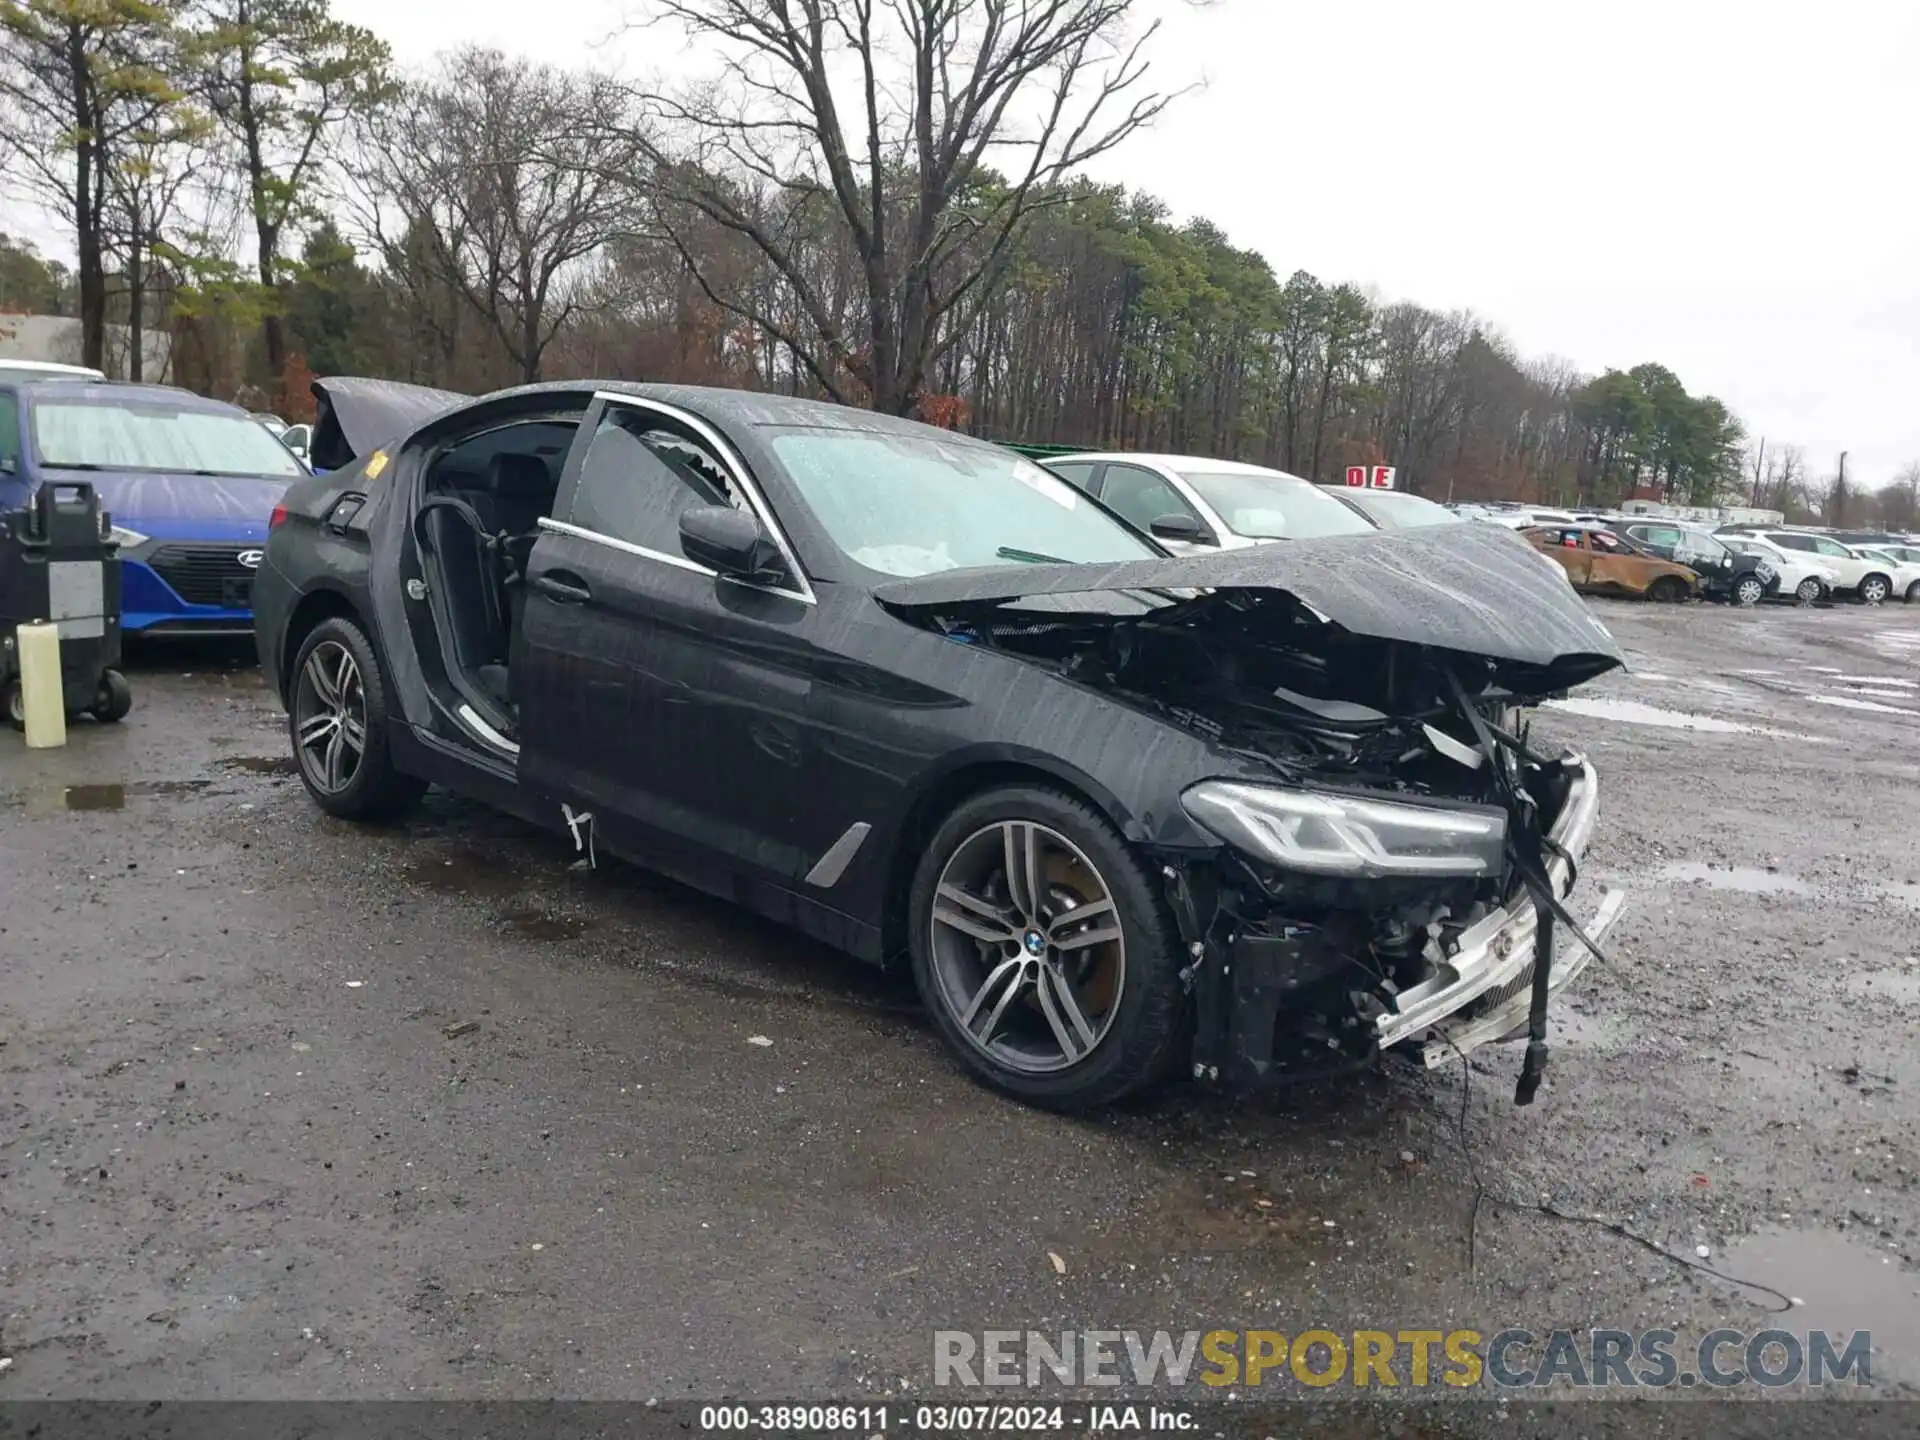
[911,586,1618,1103]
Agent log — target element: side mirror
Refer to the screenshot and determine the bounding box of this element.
[679,504,785,582]
[1149,512,1210,544]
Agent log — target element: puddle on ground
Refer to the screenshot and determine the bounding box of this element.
[1657,861,1812,897]
[401,847,532,897]
[219,755,300,776]
[1874,882,1920,910]
[494,905,591,942]
[5,779,214,814]
[1543,697,1817,740]
[1844,967,1920,1004]
[1812,694,1920,716]
[1720,1228,1920,1385]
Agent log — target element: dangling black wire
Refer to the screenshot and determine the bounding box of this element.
[1444,667,1618,1104]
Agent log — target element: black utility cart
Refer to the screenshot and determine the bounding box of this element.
[0,481,131,727]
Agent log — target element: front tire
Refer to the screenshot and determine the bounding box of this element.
[1648,576,1688,603]
[907,784,1188,1111]
[1859,574,1891,605]
[1795,577,1822,604]
[288,616,425,820]
[1732,574,1765,607]
[1905,580,1920,603]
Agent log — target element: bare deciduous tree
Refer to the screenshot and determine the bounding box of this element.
[622,0,1181,414]
[1879,461,1920,534]
[352,48,643,385]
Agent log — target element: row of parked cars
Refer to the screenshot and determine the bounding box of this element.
[1454,502,1920,608]
[1010,450,1864,608]
[1014,451,1919,611]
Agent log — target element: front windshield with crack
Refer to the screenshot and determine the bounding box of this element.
[768,428,1160,577]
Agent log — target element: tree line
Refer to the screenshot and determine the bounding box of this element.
[2,0,1908,523]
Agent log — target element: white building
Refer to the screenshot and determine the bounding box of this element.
[0,312,172,382]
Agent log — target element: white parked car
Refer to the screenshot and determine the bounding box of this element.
[0,358,106,383]
[1488,507,1580,529]
[1036,453,1375,553]
[1720,534,1838,604]
[1851,546,1920,603]
[1745,530,1900,603]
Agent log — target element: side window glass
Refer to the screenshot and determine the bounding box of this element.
[1099,464,1192,533]
[1773,534,1813,552]
[1045,461,1098,493]
[0,389,19,470]
[1813,538,1850,557]
[566,408,744,558]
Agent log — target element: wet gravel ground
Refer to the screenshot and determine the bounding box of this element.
[2,604,1918,1431]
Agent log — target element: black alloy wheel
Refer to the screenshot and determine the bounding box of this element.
[908,784,1188,1110]
[288,616,425,820]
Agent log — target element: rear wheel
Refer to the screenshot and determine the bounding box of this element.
[1794,577,1822,604]
[1859,574,1891,605]
[1732,574,1765,607]
[4,679,22,731]
[908,784,1187,1111]
[289,616,425,820]
[1906,581,1920,603]
[1648,575,1688,603]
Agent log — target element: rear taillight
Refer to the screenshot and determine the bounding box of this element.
[269,504,289,529]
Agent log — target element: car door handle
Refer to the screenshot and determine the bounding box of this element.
[532,571,592,604]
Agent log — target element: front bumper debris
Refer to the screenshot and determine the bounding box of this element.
[1362,754,1623,1062]
[1178,751,1624,1088]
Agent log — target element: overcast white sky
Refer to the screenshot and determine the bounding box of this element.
[13,0,1917,484]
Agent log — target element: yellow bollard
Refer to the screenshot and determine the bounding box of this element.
[16,621,67,749]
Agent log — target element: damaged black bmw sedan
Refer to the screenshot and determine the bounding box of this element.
[255,380,1629,1110]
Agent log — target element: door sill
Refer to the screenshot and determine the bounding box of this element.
[457,702,519,756]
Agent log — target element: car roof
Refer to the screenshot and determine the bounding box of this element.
[22,380,242,413]
[434,380,1018,455]
[0,357,106,379]
[1315,483,1438,502]
[1039,451,1314,480]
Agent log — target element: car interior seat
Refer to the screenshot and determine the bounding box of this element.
[486,452,558,713]
[416,494,513,712]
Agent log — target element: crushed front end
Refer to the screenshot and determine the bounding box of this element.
[939,584,1628,1104]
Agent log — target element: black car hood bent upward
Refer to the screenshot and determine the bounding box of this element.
[874,521,1624,691]
[309,377,467,470]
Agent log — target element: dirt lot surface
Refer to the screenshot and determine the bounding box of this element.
[3,602,1918,1432]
